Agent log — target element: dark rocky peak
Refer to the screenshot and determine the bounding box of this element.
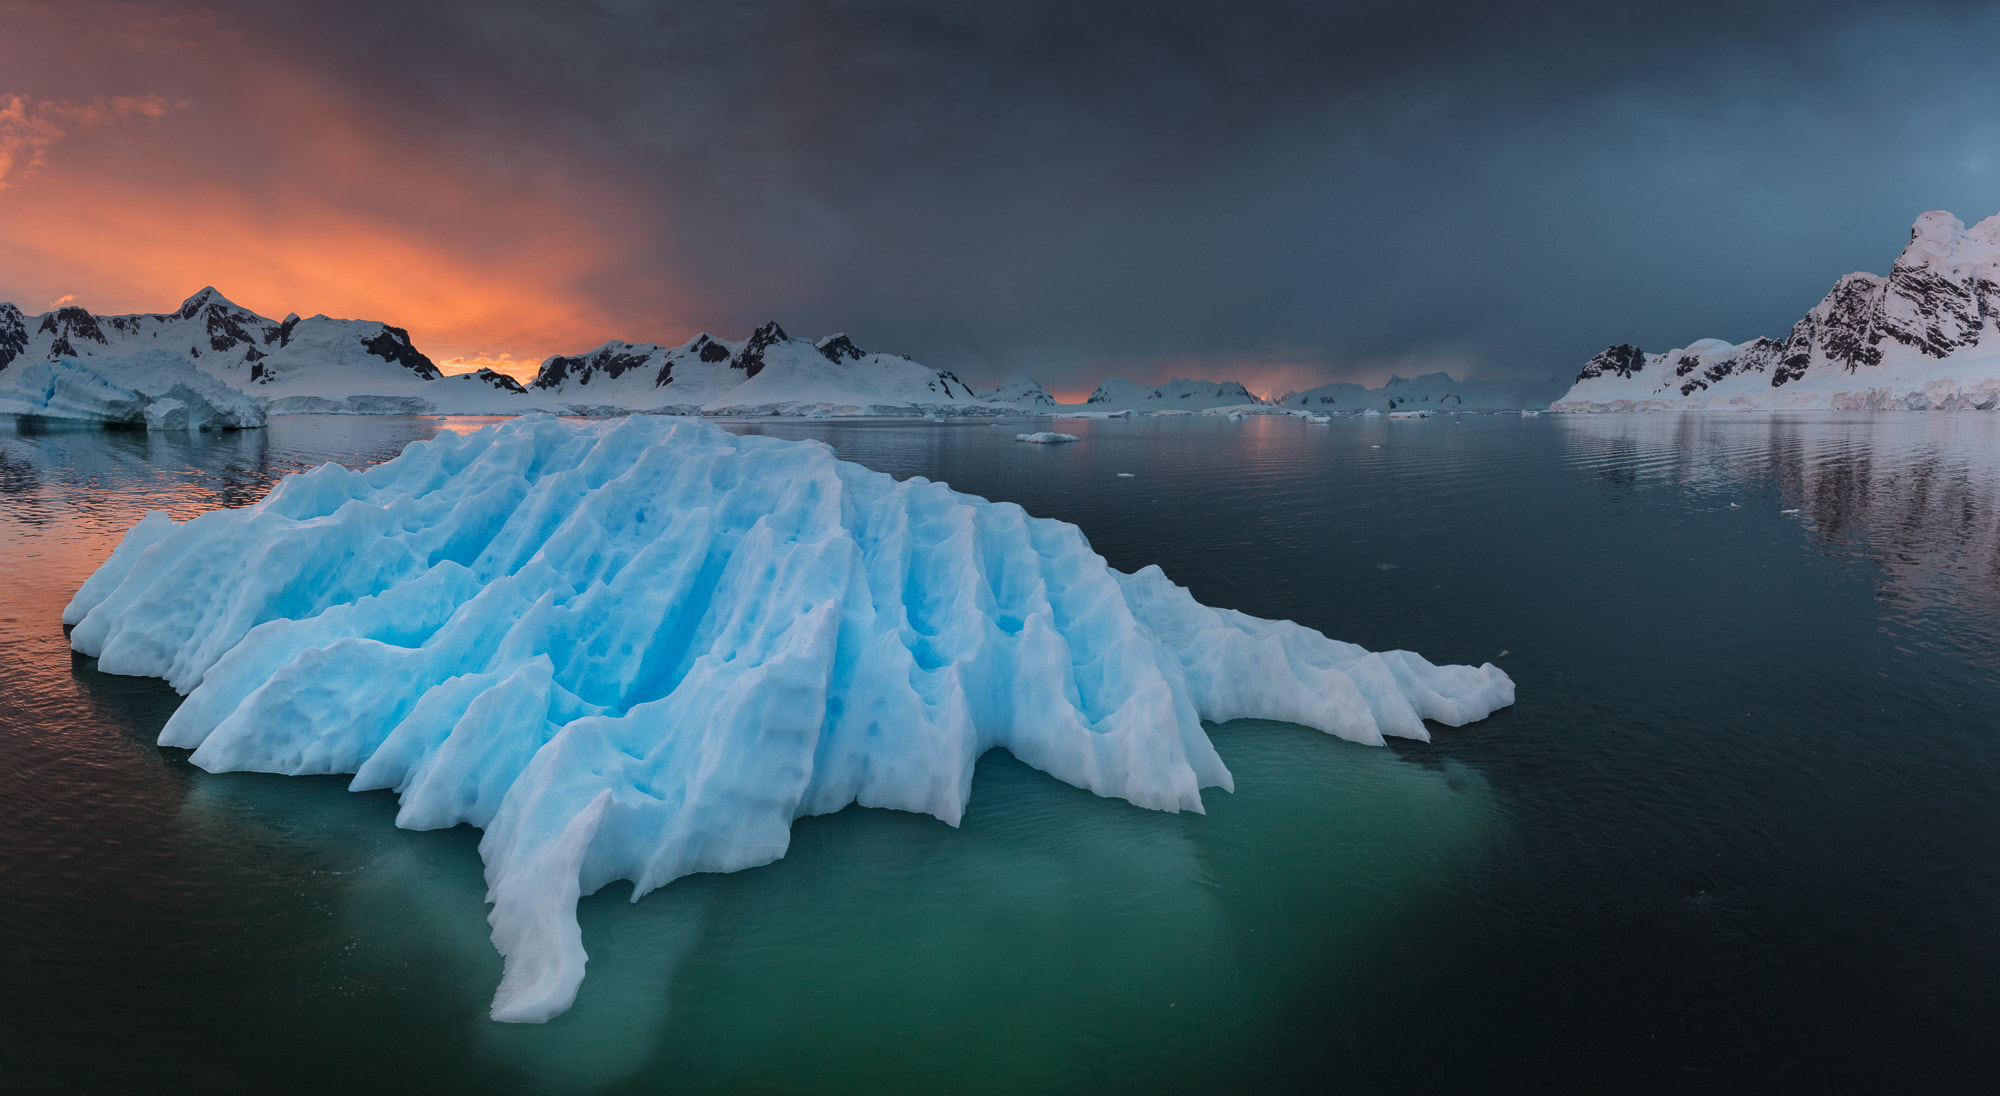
[471,369,527,394]
[932,370,971,399]
[0,303,27,371]
[158,287,273,355]
[202,303,262,354]
[38,306,109,347]
[1774,274,1886,384]
[816,334,865,363]
[690,334,732,363]
[1576,344,1647,383]
[732,321,789,379]
[1671,338,1783,397]
[360,324,442,380]
[176,287,238,319]
[273,314,301,348]
[531,341,659,389]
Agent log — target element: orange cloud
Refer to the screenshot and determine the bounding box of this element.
[0,94,177,189]
[0,64,697,381]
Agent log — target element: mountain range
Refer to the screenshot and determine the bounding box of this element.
[1,288,1562,424]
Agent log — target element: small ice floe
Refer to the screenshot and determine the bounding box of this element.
[1377,563,1396,570]
[1520,410,1541,417]
[1781,508,1801,515]
[1016,432,1080,444]
[1228,412,1245,421]
[1369,444,1381,449]
[1386,410,1425,419]
[1362,409,1383,417]
[1728,503,1740,509]
[1116,472,1135,477]
[1305,414,1332,424]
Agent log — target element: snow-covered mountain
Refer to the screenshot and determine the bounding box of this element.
[1282,372,1568,412]
[1076,377,1262,411]
[0,288,530,415]
[1554,210,2000,412]
[976,377,1058,408]
[526,322,1018,417]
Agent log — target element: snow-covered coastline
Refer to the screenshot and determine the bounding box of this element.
[2,289,1563,425]
[1553,210,2000,413]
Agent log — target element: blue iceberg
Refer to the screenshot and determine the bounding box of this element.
[64,415,1512,1021]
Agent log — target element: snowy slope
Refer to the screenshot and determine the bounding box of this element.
[1075,377,1263,412]
[1283,372,1569,412]
[65,415,1514,1022]
[976,377,1058,408]
[1555,210,2000,412]
[528,322,1024,417]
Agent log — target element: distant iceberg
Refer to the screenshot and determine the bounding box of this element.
[64,416,1513,1022]
[0,351,266,429]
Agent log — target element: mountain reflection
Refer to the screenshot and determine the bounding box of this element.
[1558,412,2000,666]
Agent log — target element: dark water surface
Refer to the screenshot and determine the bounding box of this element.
[3,412,1997,1093]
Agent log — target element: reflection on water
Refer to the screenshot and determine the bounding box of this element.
[5,412,2000,1092]
[1554,413,2000,666]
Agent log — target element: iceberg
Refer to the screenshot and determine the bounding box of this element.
[0,351,266,429]
[63,415,1512,1022]
[1015,431,1079,443]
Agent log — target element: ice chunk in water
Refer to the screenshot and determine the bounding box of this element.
[65,415,1512,1022]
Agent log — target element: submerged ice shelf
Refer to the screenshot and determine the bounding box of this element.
[63,415,1514,1022]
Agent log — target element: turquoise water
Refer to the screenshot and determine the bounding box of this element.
[4,412,1998,1092]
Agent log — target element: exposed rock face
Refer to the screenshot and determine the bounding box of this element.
[469,368,528,394]
[733,321,788,379]
[1576,344,1648,382]
[1557,210,2000,411]
[0,304,27,371]
[816,334,865,363]
[360,325,442,379]
[533,341,663,388]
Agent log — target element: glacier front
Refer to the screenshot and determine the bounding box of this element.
[0,351,266,430]
[63,415,1513,1023]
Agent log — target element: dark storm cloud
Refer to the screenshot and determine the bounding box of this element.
[10,0,2000,389]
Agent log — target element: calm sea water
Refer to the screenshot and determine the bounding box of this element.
[3,411,1998,1093]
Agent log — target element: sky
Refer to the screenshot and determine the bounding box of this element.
[2,0,1998,399]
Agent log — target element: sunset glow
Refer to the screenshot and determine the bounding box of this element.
[0,11,698,381]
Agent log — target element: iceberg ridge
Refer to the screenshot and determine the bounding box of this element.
[63,415,1512,1022]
